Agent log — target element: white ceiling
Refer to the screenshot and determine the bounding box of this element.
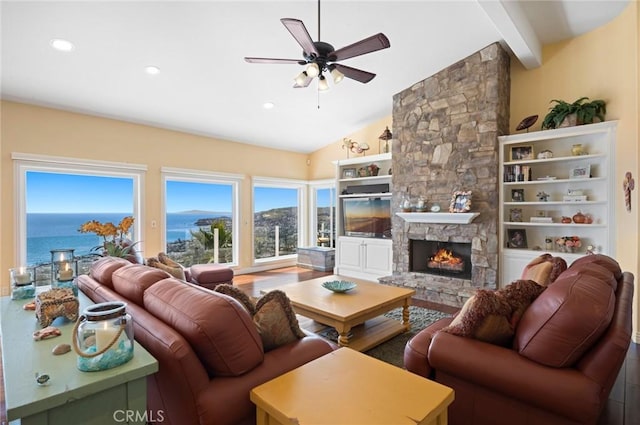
[1,1,630,153]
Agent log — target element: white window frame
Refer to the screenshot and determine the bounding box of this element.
[161,167,243,267]
[252,176,307,265]
[12,153,146,265]
[308,179,336,248]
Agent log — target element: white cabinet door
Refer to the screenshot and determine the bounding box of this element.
[363,239,393,275]
[337,237,364,272]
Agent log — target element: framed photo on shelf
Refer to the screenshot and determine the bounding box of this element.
[510,145,534,161]
[509,208,523,222]
[449,190,472,213]
[507,229,528,249]
[342,168,357,178]
[511,189,525,202]
[569,164,591,179]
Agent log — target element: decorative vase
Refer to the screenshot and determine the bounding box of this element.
[560,114,578,128]
[561,216,572,224]
[572,211,586,224]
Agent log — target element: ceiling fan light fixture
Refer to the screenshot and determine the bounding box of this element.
[294,70,309,86]
[306,62,320,78]
[318,75,329,91]
[330,66,344,84]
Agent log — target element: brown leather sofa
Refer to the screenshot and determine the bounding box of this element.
[78,256,335,425]
[404,254,634,425]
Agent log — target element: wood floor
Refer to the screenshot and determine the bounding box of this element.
[1,267,638,424]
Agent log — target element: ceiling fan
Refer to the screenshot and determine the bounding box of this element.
[244,0,390,91]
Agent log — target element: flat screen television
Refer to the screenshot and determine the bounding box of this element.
[342,197,392,238]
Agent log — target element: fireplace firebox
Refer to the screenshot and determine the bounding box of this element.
[410,240,472,280]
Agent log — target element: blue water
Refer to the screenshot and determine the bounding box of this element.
[26,212,229,265]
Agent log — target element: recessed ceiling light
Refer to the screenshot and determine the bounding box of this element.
[144,66,161,75]
[50,38,75,52]
[263,102,275,110]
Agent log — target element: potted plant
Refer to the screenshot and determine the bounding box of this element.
[541,97,606,130]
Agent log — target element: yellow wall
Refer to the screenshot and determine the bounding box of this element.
[0,100,310,294]
[510,1,639,340]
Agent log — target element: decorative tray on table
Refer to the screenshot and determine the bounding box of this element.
[322,280,357,293]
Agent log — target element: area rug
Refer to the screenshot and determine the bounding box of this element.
[316,306,451,368]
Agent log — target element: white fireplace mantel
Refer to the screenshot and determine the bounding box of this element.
[396,212,480,224]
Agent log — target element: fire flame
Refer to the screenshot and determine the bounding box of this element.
[430,249,463,265]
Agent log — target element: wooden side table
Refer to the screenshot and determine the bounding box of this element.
[1,291,158,425]
[250,347,454,425]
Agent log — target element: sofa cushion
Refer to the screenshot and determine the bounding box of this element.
[89,256,131,289]
[441,290,513,346]
[144,279,264,377]
[514,271,615,367]
[253,290,306,351]
[112,264,170,305]
[568,253,622,282]
[521,254,567,286]
[147,257,186,281]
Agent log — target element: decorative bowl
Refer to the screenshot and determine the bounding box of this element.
[322,280,357,293]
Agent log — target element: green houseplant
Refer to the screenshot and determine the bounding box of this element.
[541,97,606,130]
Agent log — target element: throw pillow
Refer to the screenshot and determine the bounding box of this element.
[499,279,546,329]
[441,290,514,346]
[158,252,183,269]
[253,290,306,351]
[214,284,256,315]
[521,254,567,286]
[147,257,186,281]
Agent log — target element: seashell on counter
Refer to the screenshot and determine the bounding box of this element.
[52,343,71,355]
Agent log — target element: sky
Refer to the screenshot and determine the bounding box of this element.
[27,172,307,213]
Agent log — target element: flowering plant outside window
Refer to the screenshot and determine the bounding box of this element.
[78,216,139,259]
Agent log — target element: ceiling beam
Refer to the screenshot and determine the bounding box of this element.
[477,0,542,69]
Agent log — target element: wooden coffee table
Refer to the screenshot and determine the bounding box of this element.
[268,275,415,351]
[251,347,454,425]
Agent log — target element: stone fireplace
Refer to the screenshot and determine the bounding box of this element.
[380,43,510,308]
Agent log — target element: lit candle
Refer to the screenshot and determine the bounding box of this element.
[13,267,32,286]
[58,262,73,281]
[95,322,119,352]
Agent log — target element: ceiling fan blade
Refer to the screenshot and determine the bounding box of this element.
[293,76,313,88]
[280,18,319,57]
[244,57,304,65]
[333,64,376,84]
[330,33,390,62]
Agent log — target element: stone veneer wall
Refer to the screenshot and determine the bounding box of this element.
[380,43,510,308]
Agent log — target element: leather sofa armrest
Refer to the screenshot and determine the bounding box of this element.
[429,331,602,423]
[404,317,453,378]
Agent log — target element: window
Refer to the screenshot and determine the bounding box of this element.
[13,154,144,270]
[309,181,335,248]
[162,168,241,267]
[253,178,305,262]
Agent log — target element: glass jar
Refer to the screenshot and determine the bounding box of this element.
[571,144,584,156]
[73,301,134,372]
[10,266,36,300]
[52,277,79,296]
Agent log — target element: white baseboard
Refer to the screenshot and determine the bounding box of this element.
[633,332,640,344]
[234,259,297,275]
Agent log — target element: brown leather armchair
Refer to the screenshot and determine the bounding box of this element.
[404,254,634,425]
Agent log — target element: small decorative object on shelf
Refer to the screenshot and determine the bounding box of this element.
[537,149,553,159]
[572,211,586,224]
[570,165,590,179]
[367,163,380,176]
[515,115,538,132]
[556,236,581,253]
[545,236,554,250]
[378,126,392,153]
[401,195,412,212]
[509,208,523,222]
[449,190,472,213]
[73,301,134,372]
[571,144,586,156]
[10,266,36,300]
[510,145,534,161]
[561,216,572,224]
[541,97,606,130]
[416,196,427,212]
[430,204,441,212]
[342,168,356,179]
[536,191,550,202]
